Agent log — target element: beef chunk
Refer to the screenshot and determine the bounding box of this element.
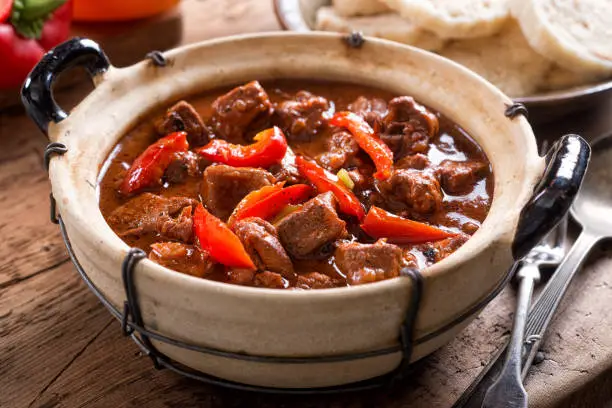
[296,272,337,289]
[202,165,275,220]
[379,169,443,214]
[316,130,360,171]
[274,91,332,141]
[164,151,204,184]
[233,217,295,278]
[348,96,387,127]
[437,160,489,194]
[157,205,194,243]
[108,193,197,242]
[269,146,303,184]
[462,221,480,235]
[211,81,272,143]
[396,153,431,170]
[254,271,289,289]
[155,101,209,146]
[227,268,256,285]
[347,169,370,191]
[426,233,470,263]
[149,242,215,278]
[277,192,347,258]
[335,240,402,285]
[402,251,419,269]
[380,96,439,158]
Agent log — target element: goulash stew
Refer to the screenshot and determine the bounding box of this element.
[98,80,493,289]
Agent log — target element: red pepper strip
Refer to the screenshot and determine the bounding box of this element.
[229,184,314,227]
[227,182,285,227]
[361,206,454,244]
[120,132,189,195]
[193,203,255,269]
[295,156,365,221]
[227,182,283,226]
[330,111,394,180]
[196,126,288,168]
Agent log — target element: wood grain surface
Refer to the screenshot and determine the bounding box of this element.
[0,1,611,407]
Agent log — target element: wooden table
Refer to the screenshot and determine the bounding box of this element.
[1,1,611,407]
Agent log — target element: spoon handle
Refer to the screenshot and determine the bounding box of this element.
[521,230,600,378]
[481,264,539,408]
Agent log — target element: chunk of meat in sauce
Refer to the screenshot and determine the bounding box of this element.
[227,268,256,286]
[164,151,204,184]
[335,240,402,285]
[396,153,431,170]
[402,251,419,269]
[380,96,439,158]
[274,91,332,141]
[437,160,489,194]
[422,233,470,263]
[201,164,275,220]
[269,146,303,184]
[157,206,194,243]
[276,192,347,259]
[107,193,197,242]
[316,129,360,172]
[233,217,295,279]
[211,81,273,143]
[254,271,289,289]
[296,272,338,289]
[379,168,443,214]
[149,242,215,277]
[445,196,491,223]
[348,96,387,127]
[155,101,210,146]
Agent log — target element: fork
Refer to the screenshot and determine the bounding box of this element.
[480,214,567,408]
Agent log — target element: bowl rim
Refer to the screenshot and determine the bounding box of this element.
[48,31,539,304]
[272,0,612,106]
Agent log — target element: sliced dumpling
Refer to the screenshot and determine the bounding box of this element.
[537,64,609,93]
[332,0,390,17]
[438,21,552,97]
[315,6,445,51]
[381,0,511,39]
[511,0,612,75]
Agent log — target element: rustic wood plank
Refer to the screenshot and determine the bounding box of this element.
[0,147,68,287]
[0,263,113,408]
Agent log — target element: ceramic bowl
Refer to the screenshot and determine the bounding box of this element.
[273,0,612,123]
[22,34,589,389]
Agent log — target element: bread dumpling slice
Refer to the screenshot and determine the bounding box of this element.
[538,65,609,93]
[381,0,511,39]
[511,0,612,75]
[332,0,390,17]
[316,6,445,51]
[438,21,552,97]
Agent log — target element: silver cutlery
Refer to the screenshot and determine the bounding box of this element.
[455,131,612,408]
[519,132,612,380]
[481,218,567,408]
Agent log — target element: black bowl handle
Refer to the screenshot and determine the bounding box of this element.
[21,37,110,135]
[512,134,590,260]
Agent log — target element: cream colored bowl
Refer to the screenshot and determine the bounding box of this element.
[22,33,587,389]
